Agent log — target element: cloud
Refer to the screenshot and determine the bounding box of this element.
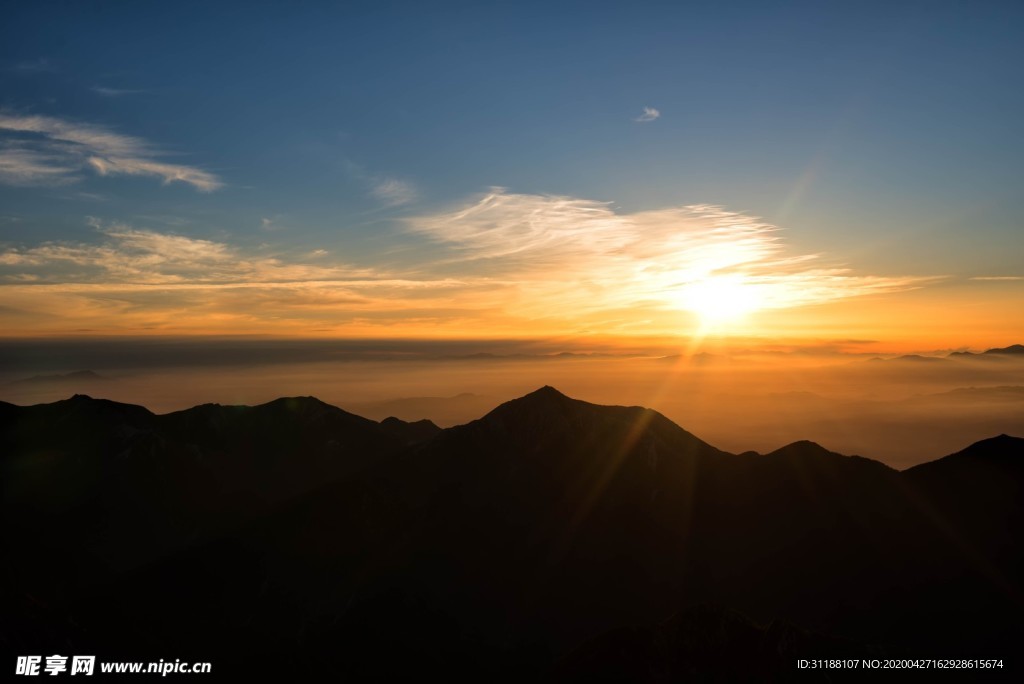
[405,189,935,317]
[0,193,939,336]
[372,177,418,207]
[970,276,1023,281]
[92,87,147,97]
[635,106,660,123]
[0,220,362,285]
[345,160,417,207]
[0,144,80,185]
[0,222,469,334]
[0,114,221,191]
[7,58,55,74]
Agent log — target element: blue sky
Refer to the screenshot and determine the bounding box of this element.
[1,1,1022,342]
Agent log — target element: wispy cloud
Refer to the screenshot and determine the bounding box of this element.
[0,219,361,285]
[7,58,55,74]
[635,106,660,123]
[0,193,939,336]
[0,222,466,334]
[345,160,418,207]
[405,189,935,317]
[970,276,1023,281]
[0,114,221,191]
[0,144,80,185]
[372,177,418,207]
[92,86,148,97]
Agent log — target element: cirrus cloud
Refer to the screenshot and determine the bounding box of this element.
[0,114,221,191]
[404,189,938,317]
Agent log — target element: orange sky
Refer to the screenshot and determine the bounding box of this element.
[3,196,1021,351]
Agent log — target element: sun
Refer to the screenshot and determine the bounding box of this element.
[677,274,762,328]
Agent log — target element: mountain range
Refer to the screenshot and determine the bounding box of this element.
[2,387,1021,680]
[883,343,1024,362]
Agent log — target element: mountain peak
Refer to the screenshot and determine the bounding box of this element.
[476,386,579,425]
[766,440,834,458]
[378,416,442,445]
[524,385,569,400]
[949,433,1022,458]
[904,434,1023,486]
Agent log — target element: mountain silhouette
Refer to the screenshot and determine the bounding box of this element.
[2,388,1021,679]
[379,415,442,445]
[948,343,1024,358]
[9,369,112,385]
[985,344,1024,355]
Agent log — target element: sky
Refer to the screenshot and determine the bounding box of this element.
[1,0,1023,351]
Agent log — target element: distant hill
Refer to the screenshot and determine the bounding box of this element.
[948,343,1024,358]
[985,344,1024,355]
[1,388,1021,679]
[9,369,112,385]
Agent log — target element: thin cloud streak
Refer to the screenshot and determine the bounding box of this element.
[0,144,79,185]
[91,87,148,97]
[0,223,473,334]
[7,58,55,73]
[0,114,221,191]
[0,220,374,285]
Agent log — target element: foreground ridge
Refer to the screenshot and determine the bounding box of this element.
[1,387,1021,679]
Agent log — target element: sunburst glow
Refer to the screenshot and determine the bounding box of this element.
[678,274,763,328]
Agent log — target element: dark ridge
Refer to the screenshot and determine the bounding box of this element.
[483,384,632,422]
[465,385,725,461]
[764,439,884,465]
[905,433,1023,475]
[30,393,156,430]
[379,416,442,445]
[519,384,569,401]
[2,389,1022,678]
[985,344,1024,355]
[764,439,837,459]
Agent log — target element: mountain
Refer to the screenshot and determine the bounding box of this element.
[379,415,443,445]
[1,394,409,569]
[893,354,945,362]
[948,343,1024,358]
[904,434,1024,555]
[2,388,1021,679]
[9,369,113,385]
[985,344,1024,355]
